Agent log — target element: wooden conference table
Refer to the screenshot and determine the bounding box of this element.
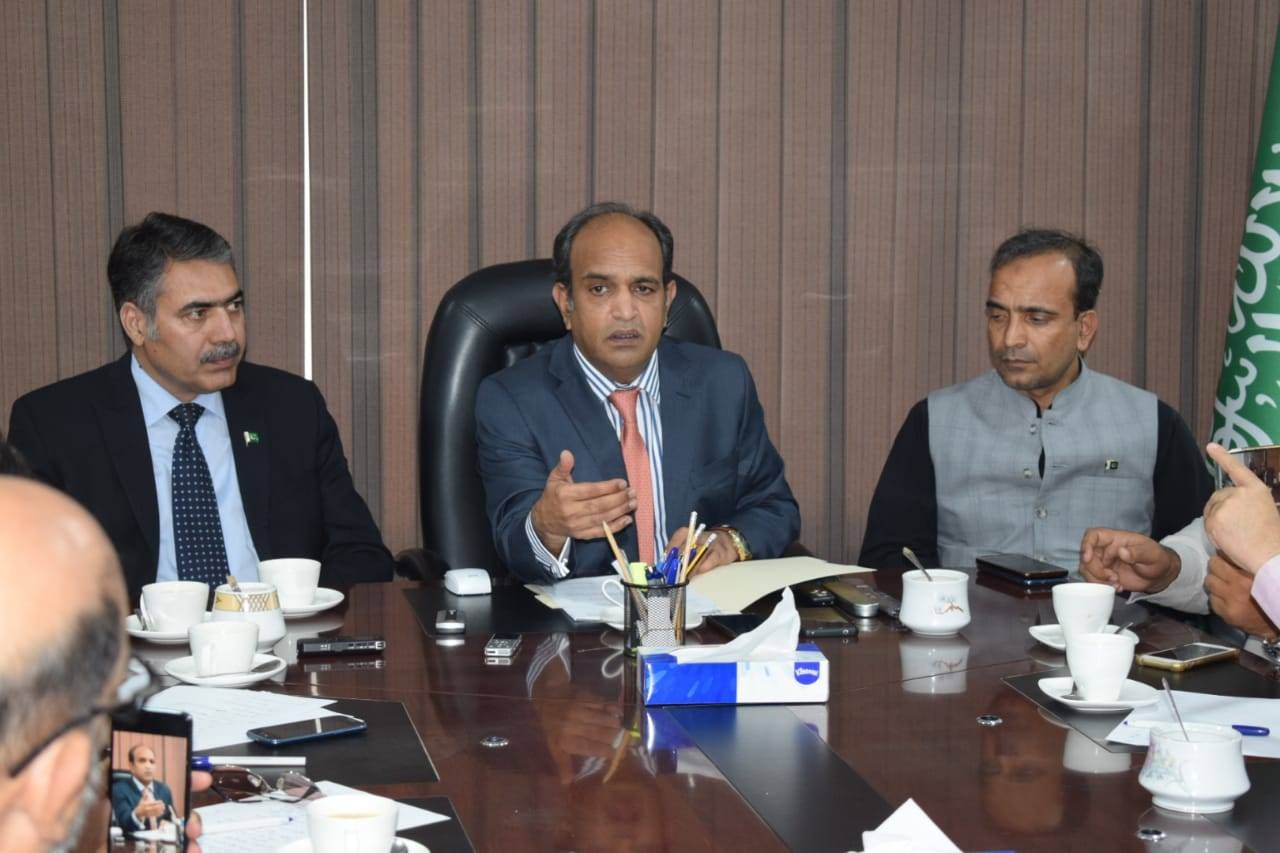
[137,571,1280,852]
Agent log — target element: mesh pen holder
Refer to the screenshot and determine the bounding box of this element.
[621,579,688,656]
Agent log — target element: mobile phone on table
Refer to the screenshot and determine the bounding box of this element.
[707,613,766,638]
[975,553,1068,587]
[1136,642,1240,672]
[484,633,522,657]
[108,709,192,848]
[246,713,368,746]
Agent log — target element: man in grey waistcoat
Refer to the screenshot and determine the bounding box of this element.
[859,229,1211,572]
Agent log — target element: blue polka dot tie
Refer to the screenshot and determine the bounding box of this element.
[169,403,229,585]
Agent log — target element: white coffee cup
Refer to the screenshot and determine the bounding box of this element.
[258,558,321,608]
[1139,723,1251,813]
[1052,582,1115,643]
[898,569,970,637]
[210,582,287,649]
[1064,631,1135,702]
[140,581,208,632]
[306,793,399,853]
[188,621,258,677]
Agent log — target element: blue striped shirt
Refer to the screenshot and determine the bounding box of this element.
[525,345,667,577]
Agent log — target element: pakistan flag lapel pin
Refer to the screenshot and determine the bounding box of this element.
[243,431,261,447]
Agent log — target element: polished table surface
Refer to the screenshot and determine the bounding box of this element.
[134,571,1280,852]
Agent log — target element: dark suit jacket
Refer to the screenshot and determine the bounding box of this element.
[8,354,393,602]
[110,776,175,833]
[475,336,800,582]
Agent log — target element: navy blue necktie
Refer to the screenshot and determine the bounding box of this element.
[169,403,229,585]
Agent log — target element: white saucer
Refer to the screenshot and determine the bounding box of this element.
[276,838,427,853]
[126,612,210,645]
[605,612,704,632]
[281,587,345,618]
[1038,676,1159,712]
[165,654,286,688]
[1029,623,1139,652]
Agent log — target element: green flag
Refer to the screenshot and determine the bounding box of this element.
[1213,30,1280,449]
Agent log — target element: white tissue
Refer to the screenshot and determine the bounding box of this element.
[860,799,961,853]
[671,587,801,663]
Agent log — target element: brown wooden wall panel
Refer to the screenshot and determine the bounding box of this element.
[593,0,654,208]
[777,0,836,559]
[47,1,114,377]
[0,0,58,422]
[1144,1,1200,414]
[241,0,304,375]
[477,0,533,265]
[533,0,591,250]
[653,0,720,308]
[7,0,1280,566]
[844,0,902,556]
[1083,0,1145,384]
[717,1,784,436]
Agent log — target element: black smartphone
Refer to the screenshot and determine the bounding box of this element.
[246,713,368,746]
[708,613,766,638]
[1137,642,1241,672]
[108,709,192,848]
[975,553,1068,587]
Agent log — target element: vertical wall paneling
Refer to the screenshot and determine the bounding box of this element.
[1083,0,1145,382]
[593,0,654,207]
[1144,1,1199,413]
[779,0,836,557]
[241,0,304,375]
[117,0,178,217]
[0,0,57,416]
[652,0,719,308]
[716,1,784,433]
[844,0,902,553]
[533,0,592,249]
[476,0,534,265]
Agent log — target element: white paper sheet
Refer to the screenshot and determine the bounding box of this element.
[1107,689,1280,759]
[145,686,340,751]
[196,780,449,853]
[860,798,961,853]
[688,556,872,614]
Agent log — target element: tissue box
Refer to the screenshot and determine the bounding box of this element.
[637,643,829,706]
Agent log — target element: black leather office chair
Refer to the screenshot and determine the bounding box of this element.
[406,259,720,579]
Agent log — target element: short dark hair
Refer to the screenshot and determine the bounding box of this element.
[0,597,123,770]
[552,202,674,287]
[989,228,1103,315]
[107,212,235,333]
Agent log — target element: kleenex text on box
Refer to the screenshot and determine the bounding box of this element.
[638,644,829,706]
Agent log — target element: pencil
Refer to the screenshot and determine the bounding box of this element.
[602,522,629,577]
[680,511,698,578]
[681,532,717,582]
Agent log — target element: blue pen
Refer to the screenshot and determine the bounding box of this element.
[660,546,680,585]
[1232,724,1270,736]
[191,755,212,771]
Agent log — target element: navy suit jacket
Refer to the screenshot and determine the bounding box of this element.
[475,336,800,582]
[110,776,175,833]
[8,354,393,603]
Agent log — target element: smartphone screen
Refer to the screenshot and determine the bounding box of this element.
[1146,643,1235,662]
[108,709,192,849]
[247,713,368,745]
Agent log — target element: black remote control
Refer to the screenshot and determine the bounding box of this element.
[296,635,386,656]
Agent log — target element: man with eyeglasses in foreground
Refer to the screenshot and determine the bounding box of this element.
[0,474,208,852]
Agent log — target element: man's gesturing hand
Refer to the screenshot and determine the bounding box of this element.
[531,450,636,554]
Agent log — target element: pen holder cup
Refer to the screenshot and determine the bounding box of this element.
[615,580,688,657]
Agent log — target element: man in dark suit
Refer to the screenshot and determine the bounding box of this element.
[8,212,393,603]
[476,202,799,582]
[110,744,176,835]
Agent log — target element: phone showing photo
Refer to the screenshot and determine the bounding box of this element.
[107,709,192,849]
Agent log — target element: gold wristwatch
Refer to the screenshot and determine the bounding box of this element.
[713,526,752,562]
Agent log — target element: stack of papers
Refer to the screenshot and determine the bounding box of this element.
[1107,689,1280,759]
[145,686,340,751]
[196,780,449,853]
[529,556,871,618]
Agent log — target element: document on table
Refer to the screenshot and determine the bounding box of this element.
[1107,689,1280,759]
[529,556,872,618]
[196,780,449,853]
[145,686,340,751]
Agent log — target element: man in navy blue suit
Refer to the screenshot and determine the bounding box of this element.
[476,202,800,583]
[110,744,177,835]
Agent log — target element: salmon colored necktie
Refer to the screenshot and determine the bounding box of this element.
[608,388,656,566]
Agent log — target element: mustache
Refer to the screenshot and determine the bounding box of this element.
[201,341,242,363]
[997,348,1033,362]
